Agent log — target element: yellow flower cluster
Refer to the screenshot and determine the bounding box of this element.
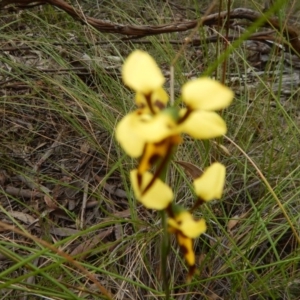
[116,50,233,280]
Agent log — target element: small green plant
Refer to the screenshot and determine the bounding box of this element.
[115,50,234,286]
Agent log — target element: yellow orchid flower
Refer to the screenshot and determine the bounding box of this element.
[122,50,170,114]
[193,162,226,201]
[117,51,234,158]
[117,50,233,283]
[168,210,206,279]
[130,169,173,210]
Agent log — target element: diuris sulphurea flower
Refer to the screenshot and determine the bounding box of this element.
[168,209,207,280]
[115,49,233,281]
[122,50,168,114]
[116,50,233,159]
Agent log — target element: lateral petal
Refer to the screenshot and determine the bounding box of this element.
[193,162,226,201]
[115,113,145,157]
[179,110,227,139]
[130,169,173,210]
[182,78,233,111]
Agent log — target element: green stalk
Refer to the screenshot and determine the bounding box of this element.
[157,142,178,299]
[160,210,170,300]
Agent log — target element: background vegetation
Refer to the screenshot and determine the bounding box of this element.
[0,0,300,299]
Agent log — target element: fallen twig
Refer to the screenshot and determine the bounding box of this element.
[1,0,299,55]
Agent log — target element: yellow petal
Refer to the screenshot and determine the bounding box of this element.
[182,78,234,111]
[177,234,195,266]
[151,87,169,106]
[168,211,207,238]
[179,110,227,139]
[135,93,149,111]
[138,135,181,174]
[115,113,145,157]
[130,169,173,210]
[177,212,207,238]
[116,111,178,156]
[193,162,226,201]
[167,219,178,234]
[122,50,165,94]
[135,88,169,112]
[136,112,177,143]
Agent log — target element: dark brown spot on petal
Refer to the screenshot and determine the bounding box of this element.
[181,244,189,256]
[154,139,167,146]
[149,154,160,166]
[190,197,205,212]
[137,172,142,189]
[154,100,166,110]
[137,103,146,109]
[178,107,192,124]
[145,93,155,114]
[187,265,197,281]
[166,203,174,218]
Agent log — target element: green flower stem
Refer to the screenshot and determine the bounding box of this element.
[158,146,175,300]
[160,210,170,300]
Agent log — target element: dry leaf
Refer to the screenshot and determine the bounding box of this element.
[175,160,203,179]
[6,186,43,198]
[227,212,248,232]
[9,211,36,224]
[70,228,114,259]
[104,182,127,198]
[68,199,76,211]
[80,141,90,154]
[227,216,240,231]
[44,195,58,209]
[94,174,127,198]
[207,291,223,300]
[50,227,81,237]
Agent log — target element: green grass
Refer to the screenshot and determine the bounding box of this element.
[1,0,300,299]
